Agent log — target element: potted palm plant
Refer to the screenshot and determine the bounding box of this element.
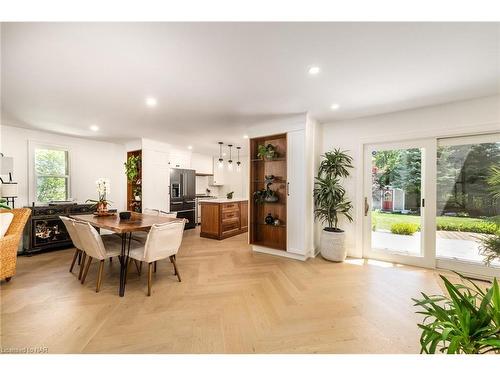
[313,149,353,262]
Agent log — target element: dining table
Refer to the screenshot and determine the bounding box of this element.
[69,212,182,297]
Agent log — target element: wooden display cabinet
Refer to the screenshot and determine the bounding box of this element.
[249,133,287,251]
[126,149,142,212]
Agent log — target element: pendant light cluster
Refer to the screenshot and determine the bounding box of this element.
[217,142,242,172]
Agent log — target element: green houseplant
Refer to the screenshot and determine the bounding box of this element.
[413,273,500,354]
[257,144,278,160]
[124,155,141,182]
[313,149,353,262]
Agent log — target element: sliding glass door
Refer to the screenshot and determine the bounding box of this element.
[435,134,500,277]
[363,133,500,278]
[363,139,435,268]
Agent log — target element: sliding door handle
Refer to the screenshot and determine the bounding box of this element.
[287,182,290,196]
[364,197,369,216]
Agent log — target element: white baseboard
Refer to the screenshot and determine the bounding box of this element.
[252,245,309,261]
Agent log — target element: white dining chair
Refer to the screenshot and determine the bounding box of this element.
[73,220,122,292]
[143,208,160,216]
[132,209,177,245]
[159,210,178,218]
[60,216,86,278]
[127,219,186,296]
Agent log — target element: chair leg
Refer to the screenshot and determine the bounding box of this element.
[170,255,181,282]
[96,260,105,292]
[134,259,141,275]
[154,261,157,273]
[81,256,93,284]
[78,250,82,265]
[147,262,153,296]
[78,253,87,280]
[69,249,80,273]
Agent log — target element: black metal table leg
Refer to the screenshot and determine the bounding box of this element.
[118,232,133,297]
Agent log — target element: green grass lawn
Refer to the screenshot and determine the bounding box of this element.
[372,211,497,234]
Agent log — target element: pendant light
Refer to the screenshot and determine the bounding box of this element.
[236,146,241,172]
[227,144,233,171]
[218,142,224,168]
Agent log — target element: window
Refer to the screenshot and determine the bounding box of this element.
[33,146,70,202]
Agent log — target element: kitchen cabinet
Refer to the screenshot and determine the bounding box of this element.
[208,156,224,185]
[169,148,191,169]
[191,152,213,175]
[141,146,170,212]
[200,199,248,240]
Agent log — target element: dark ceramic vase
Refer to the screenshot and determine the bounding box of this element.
[265,213,274,225]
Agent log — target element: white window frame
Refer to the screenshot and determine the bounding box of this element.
[28,141,72,204]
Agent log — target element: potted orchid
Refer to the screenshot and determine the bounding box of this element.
[87,178,112,214]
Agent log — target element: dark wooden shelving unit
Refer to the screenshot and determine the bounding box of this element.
[249,133,287,251]
[126,149,142,213]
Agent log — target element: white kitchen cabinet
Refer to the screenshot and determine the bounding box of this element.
[208,157,224,185]
[169,148,191,169]
[191,152,213,175]
[142,147,170,212]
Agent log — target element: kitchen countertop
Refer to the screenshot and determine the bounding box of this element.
[199,198,248,204]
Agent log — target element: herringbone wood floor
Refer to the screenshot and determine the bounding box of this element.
[1,228,445,353]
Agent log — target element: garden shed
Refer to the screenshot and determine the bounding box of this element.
[381,187,405,212]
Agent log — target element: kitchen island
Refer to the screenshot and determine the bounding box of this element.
[200,198,248,240]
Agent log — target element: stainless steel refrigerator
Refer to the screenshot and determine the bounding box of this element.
[169,168,196,229]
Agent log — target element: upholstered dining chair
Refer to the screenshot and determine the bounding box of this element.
[159,210,177,218]
[132,209,177,245]
[73,220,122,292]
[143,208,160,216]
[60,216,86,279]
[128,219,186,296]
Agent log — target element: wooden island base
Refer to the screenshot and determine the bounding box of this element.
[200,199,248,240]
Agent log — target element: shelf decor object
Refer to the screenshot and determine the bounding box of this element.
[249,134,287,251]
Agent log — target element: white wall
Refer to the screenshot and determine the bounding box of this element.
[218,159,249,199]
[320,95,500,258]
[0,125,126,210]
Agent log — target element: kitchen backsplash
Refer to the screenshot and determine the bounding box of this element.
[195,175,221,196]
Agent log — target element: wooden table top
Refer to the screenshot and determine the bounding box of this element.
[69,212,182,233]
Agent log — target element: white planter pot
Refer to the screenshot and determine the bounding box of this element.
[320,229,347,262]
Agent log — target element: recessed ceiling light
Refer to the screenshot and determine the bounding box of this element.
[243,134,249,139]
[330,103,340,111]
[187,145,193,150]
[90,125,99,131]
[308,66,320,75]
[145,97,157,107]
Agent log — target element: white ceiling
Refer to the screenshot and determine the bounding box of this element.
[1,22,499,155]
